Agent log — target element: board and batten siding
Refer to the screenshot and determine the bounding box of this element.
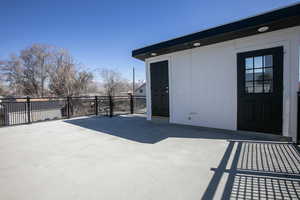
[145,26,300,141]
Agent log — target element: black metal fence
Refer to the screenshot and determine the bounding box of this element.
[0,95,146,127]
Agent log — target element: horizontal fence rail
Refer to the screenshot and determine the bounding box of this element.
[0,95,146,127]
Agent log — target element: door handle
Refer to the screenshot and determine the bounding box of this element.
[165,87,169,93]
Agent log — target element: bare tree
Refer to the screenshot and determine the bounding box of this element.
[48,50,77,96]
[0,44,95,97]
[48,50,94,96]
[0,44,52,96]
[0,81,5,95]
[20,44,52,96]
[1,54,24,95]
[100,69,130,96]
[73,71,94,95]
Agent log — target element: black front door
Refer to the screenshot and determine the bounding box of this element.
[237,47,283,134]
[150,60,169,117]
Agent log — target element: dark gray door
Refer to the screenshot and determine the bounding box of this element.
[237,47,283,134]
[150,60,169,117]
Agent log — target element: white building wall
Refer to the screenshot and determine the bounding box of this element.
[146,26,300,141]
[134,84,147,96]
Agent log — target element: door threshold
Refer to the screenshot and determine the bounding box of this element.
[237,130,292,142]
[151,116,169,124]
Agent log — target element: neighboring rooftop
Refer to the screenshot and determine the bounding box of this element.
[134,83,146,92]
[132,3,300,61]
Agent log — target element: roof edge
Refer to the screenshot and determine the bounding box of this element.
[132,3,300,61]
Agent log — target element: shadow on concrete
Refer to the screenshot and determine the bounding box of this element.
[202,140,300,200]
[64,115,274,144]
[64,115,300,198]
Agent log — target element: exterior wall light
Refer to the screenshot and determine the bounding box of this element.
[258,26,269,32]
[193,42,201,47]
[151,53,157,56]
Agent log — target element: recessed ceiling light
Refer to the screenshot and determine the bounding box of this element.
[151,53,157,56]
[258,26,269,33]
[193,42,201,47]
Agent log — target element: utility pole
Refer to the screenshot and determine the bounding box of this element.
[132,67,135,95]
[41,56,45,97]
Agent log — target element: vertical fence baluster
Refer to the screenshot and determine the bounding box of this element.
[67,96,70,119]
[130,94,134,114]
[109,96,113,117]
[95,96,98,116]
[27,96,31,124]
[5,104,7,126]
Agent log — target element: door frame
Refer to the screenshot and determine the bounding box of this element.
[146,57,171,120]
[236,46,284,134]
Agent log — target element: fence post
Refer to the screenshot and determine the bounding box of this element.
[95,96,98,116]
[130,94,134,114]
[4,104,7,126]
[67,96,71,118]
[27,96,31,124]
[109,96,113,117]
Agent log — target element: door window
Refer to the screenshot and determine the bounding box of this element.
[237,46,283,134]
[245,55,273,93]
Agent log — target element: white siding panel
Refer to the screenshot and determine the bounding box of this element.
[171,53,191,124]
[188,45,236,130]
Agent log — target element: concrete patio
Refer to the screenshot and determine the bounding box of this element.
[0,115,299,200]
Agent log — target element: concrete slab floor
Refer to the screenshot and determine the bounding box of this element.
[0,115,299,200]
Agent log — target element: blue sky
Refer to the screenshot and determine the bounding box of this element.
[0,0,299,81]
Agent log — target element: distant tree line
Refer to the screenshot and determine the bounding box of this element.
[0,44,144,97]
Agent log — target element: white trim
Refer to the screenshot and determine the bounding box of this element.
[145,60,151,120]
[233,40,290,137]
[146,57,171,121]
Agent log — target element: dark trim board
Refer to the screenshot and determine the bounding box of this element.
[132,3,300,61]
[237,46,283,135]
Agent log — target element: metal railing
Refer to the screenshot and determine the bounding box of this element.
[0,95,146,127]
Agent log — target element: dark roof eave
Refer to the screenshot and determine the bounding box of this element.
[132,3,300,61]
